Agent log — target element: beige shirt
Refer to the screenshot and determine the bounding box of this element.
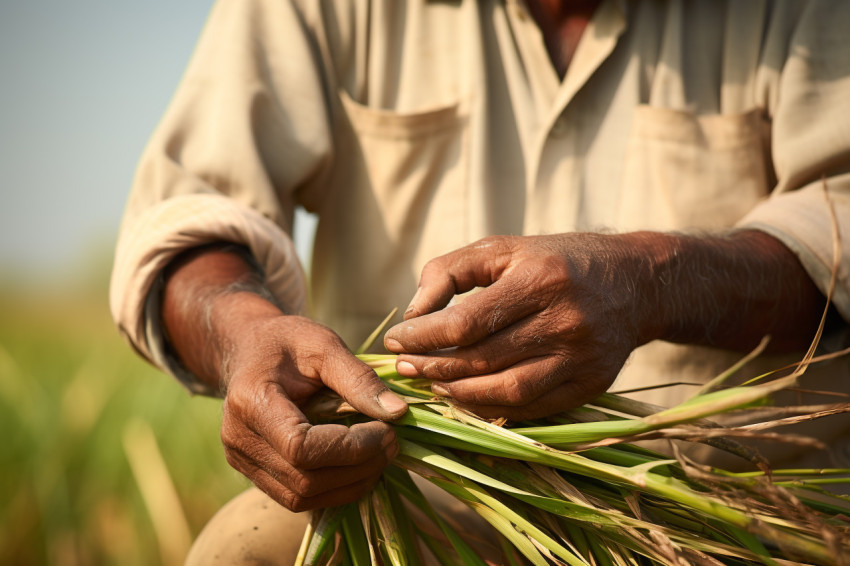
[111,0,850,465]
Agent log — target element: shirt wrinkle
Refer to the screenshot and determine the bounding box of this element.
[111,0,850,465]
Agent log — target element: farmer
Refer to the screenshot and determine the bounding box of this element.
[111,0,850,563]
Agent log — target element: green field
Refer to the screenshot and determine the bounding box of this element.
[0,275,247,566]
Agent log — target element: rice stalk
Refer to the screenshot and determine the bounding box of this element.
[340,504,372,566]
[299,506,344,566]
[297,346,850,565]
[383,466,489,566]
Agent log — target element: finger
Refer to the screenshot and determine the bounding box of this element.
[386,279,543,354]
[266,416,397,471]
[226,380,398,470]
[317,344,408,420]
[451,376,611,421]
[281,420,397,470]
[224,431,397,499]
[250,466,384,513]
[430,356,567,407]
[279,318,408,420]
[402,237,515,320]
[394,314,556,380]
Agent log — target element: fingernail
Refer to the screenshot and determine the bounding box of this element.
[404,287,422,316]
[431,383,449,397]
[396,360,417,377]
[384,338,402,352]
[378,390,407,414]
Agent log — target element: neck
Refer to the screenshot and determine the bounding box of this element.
[524,0,603,77]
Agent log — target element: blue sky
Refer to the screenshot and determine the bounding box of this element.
[0,1,210,273]
[0,0,315,278]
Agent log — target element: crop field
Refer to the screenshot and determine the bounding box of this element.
[0,279,246,566]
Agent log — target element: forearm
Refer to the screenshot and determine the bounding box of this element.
[161,243,284,393]
[161,243,405,511]
[630,230,826,352]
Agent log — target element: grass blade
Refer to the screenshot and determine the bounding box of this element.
[304,507,344,566]
[384,466,490,566]
[355,308,398,355]
[340,504,371,566]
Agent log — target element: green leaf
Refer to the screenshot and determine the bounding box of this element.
[304,507,344,566]
[384,466,489,566]
[370,481,411,566]
[340,504,372,566]
[355,308,398,354]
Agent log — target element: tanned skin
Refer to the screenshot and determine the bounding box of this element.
[162,246,407,512]
[383,231,824,421]
[525,0,602,77]
[161,1,825,512]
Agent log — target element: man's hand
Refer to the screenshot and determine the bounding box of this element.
[384,232,824,421]
[383,234,647,420]
[162,245,407,512]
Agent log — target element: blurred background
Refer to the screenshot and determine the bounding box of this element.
[0,1,314,564]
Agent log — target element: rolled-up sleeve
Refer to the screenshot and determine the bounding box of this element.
[110,0,333,391]
[738,0,850,321]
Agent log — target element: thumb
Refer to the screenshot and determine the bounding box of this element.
[320,350,408,421]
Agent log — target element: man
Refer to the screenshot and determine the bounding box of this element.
[111,0,850,563]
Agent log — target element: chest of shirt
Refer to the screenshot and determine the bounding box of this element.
[306,0,781,241]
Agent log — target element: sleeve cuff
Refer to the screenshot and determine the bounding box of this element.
[736,175,850,322]
[110,193,308,393]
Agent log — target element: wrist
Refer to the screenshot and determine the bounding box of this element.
[208,290,286,383]
[162,243,282,391]
[624,229,823,352]
[612,231,686,346]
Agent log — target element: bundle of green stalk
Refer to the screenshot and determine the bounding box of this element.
[296,347,850,566]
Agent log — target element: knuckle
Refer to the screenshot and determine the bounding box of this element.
[223,378,272,424]
[290,472,317,498]
[505,370,551,405]
[424,357,463,379]
[279,424,312,467]
[559,308,589,338]
[445,308,480,344]
[224,381,279,434]
[220,422,239,451]
[220,405,250,451]
[347,365,380,392]
[535,259,573,302]
[221,386,247,417]
[505,376,532,405]
[477,235,508,251]
[420,358,442,377]
[552,357,583,385]
[284,493,309,513]
[297,343,335,381]
[539,253,571,280]
[469,357,491,375]
[420,258,445,278]
[468,383,497,405]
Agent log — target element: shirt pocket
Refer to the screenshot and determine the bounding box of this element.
[617,106,773,231]
[312,90,470,341]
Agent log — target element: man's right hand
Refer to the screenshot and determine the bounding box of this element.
[161,245,407,512]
